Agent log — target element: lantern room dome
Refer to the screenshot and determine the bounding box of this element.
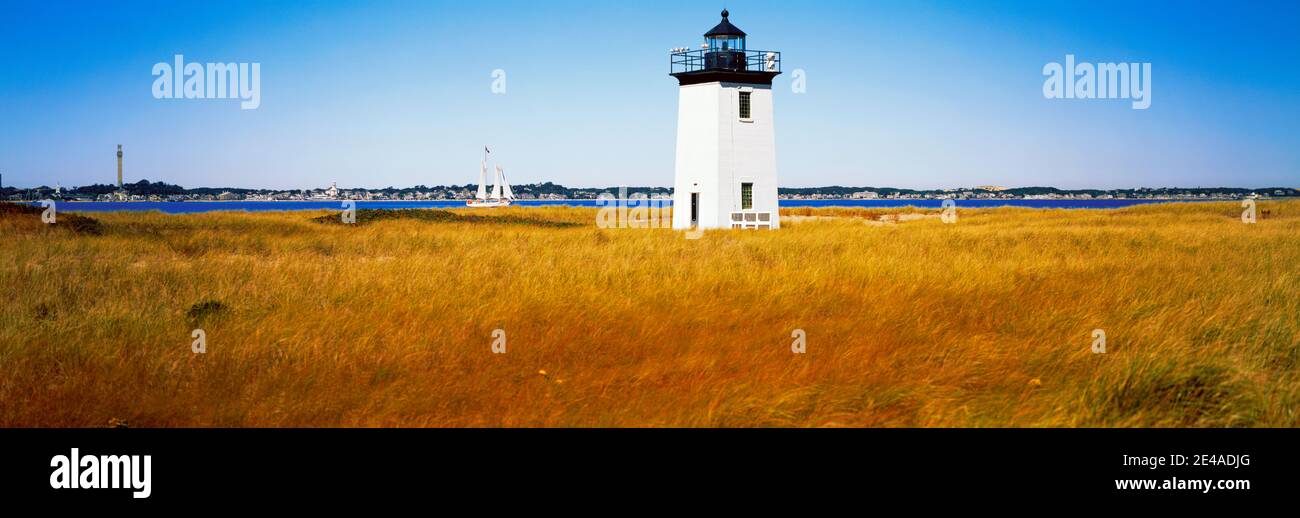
[704,9,746,37]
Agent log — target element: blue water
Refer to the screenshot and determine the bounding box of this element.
[35,198,1209,214]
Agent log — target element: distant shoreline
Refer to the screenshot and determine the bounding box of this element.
[6,182,1295,204]
[12,198,1261,215]
[34,194,1280,203]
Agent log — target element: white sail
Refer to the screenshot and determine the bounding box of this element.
[476,160,488,199]
[500,167,515,200]
[491,166,503,199]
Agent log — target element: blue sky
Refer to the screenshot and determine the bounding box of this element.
[1,0,1296,190]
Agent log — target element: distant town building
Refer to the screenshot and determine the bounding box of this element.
[114,145,128,201]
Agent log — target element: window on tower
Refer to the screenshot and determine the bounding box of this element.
[738,91,751,120]
[741,182,754,210]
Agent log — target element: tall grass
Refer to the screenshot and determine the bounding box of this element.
[1,201,1296,427]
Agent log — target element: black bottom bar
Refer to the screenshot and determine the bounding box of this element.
[1,429,1289,508]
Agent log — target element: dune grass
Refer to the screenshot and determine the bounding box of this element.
[1,200,1297,427]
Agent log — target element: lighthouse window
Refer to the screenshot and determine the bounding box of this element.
[741,183,754,210]
[738,91,751,119]
[708,36,745,52]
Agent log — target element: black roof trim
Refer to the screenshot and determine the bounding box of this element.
[671,70,779,87]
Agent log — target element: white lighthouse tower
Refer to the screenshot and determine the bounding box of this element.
[670,10,781,230]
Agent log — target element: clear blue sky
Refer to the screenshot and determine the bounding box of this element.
[1,0,1296,190]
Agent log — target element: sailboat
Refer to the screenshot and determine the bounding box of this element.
[467,147,514,207]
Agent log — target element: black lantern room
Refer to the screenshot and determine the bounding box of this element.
[671,10,781,86]
[705,9,746,52]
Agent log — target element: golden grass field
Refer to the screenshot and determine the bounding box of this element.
[2,200,1297,427]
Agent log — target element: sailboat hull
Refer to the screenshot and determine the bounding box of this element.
[466,199,512,208]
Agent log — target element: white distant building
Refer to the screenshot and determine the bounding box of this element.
[671,10,781,230]
[325,182,340,199]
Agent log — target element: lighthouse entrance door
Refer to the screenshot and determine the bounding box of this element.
[690,193,700,227]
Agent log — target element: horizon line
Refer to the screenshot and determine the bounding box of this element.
[4,182,1297,192]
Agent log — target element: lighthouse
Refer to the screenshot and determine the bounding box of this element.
[670,10,781,230]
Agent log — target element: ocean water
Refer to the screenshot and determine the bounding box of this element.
[32,198,1210,214]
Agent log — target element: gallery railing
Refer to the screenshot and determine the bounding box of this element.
[671,49,781,75]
